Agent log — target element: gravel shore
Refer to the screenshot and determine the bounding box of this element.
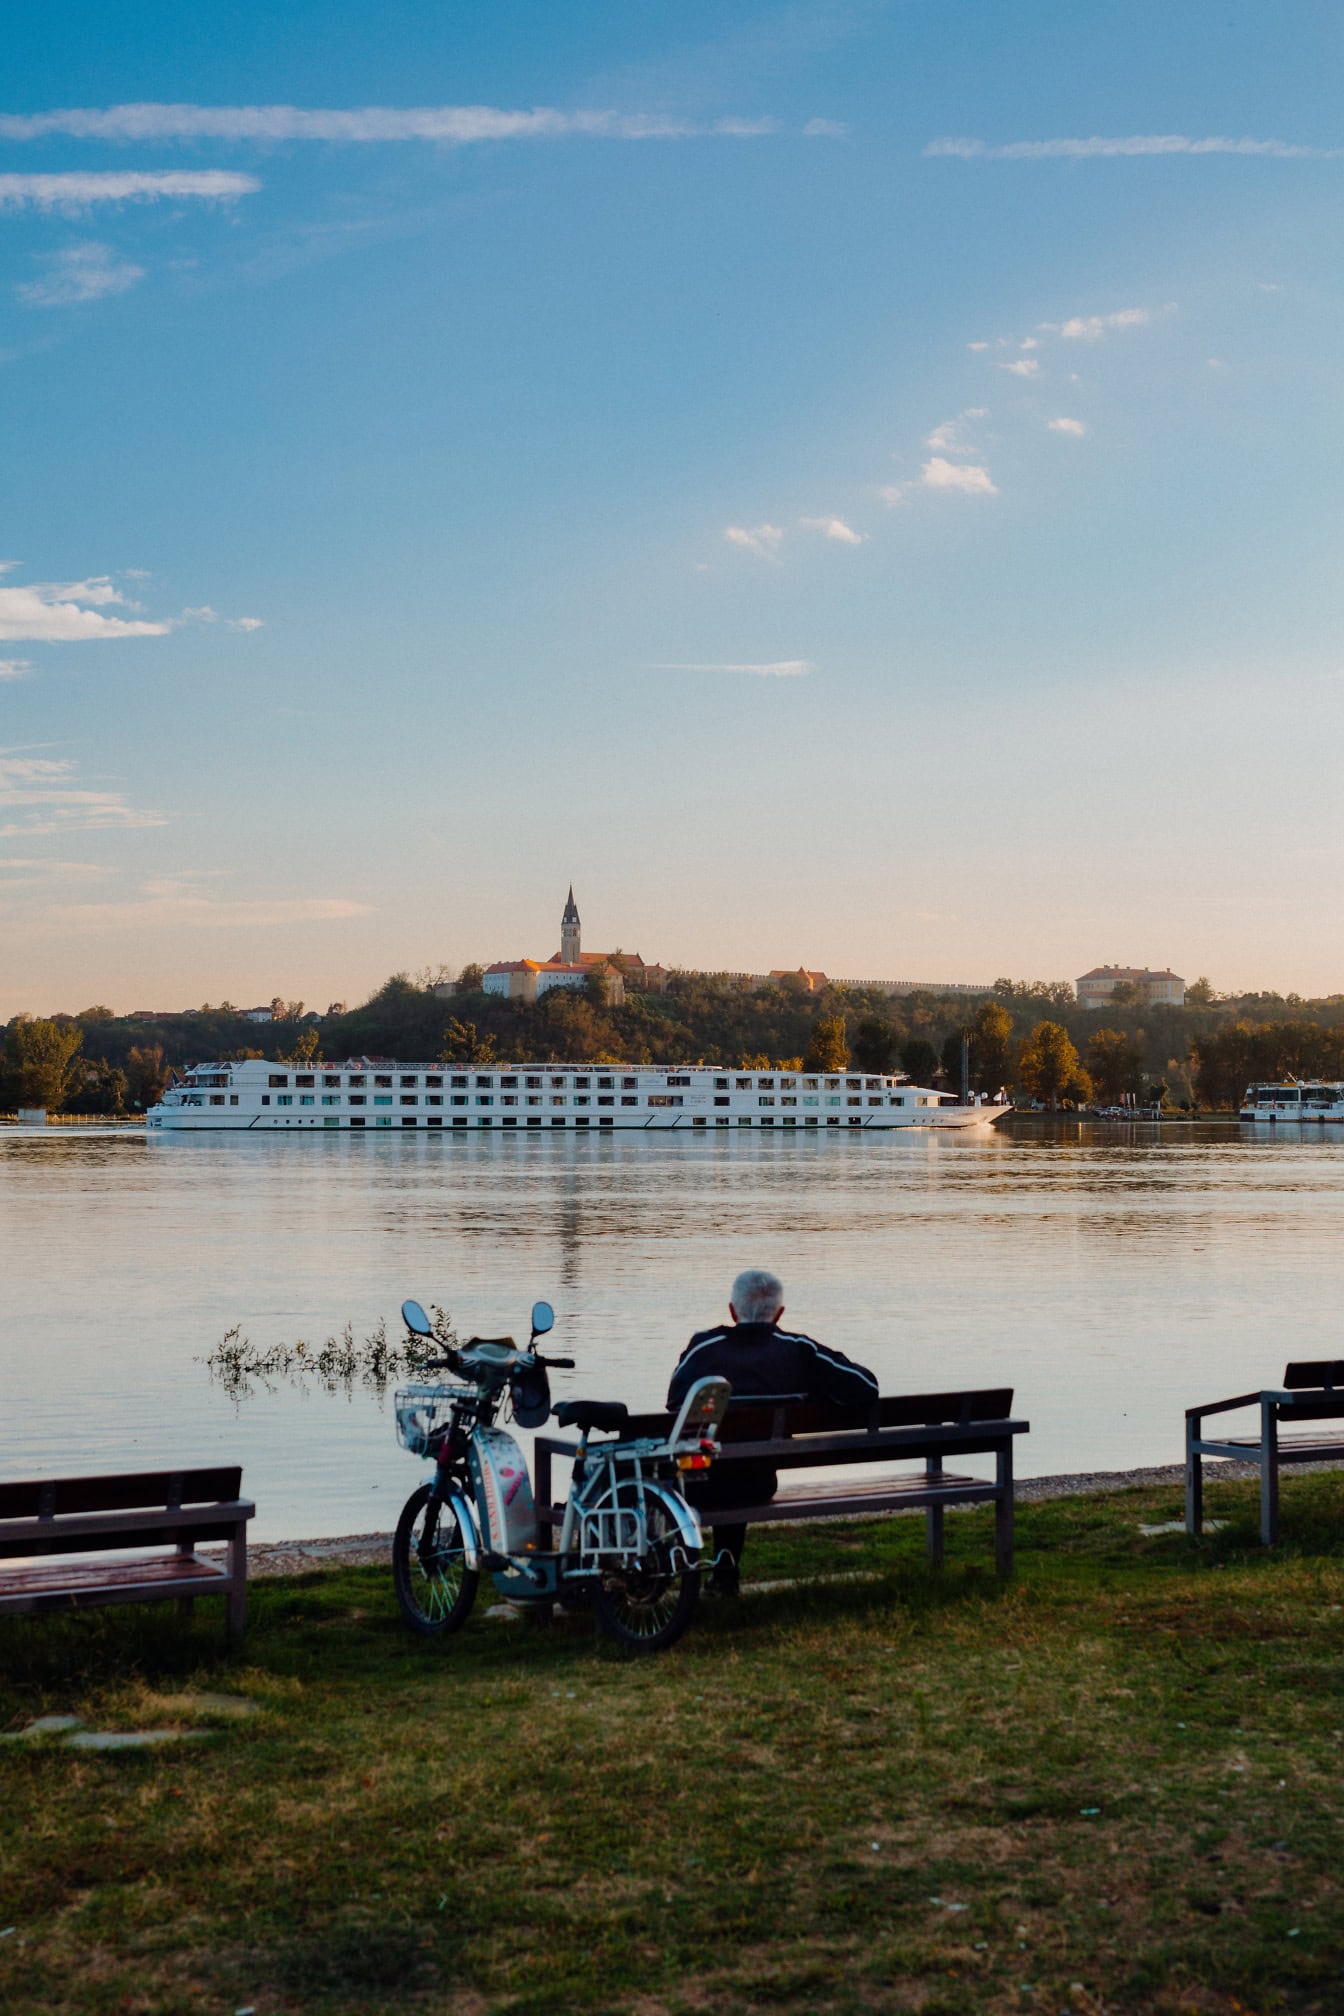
[246,1459,1322,1579]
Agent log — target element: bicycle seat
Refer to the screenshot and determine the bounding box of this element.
[553,1399,630,1435]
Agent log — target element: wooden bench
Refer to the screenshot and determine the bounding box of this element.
[1186,1361,1344,1546]
[536,1387,1028,1577]
[0,1467,255,1644]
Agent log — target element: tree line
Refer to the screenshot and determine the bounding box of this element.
[7,969,1344,1113]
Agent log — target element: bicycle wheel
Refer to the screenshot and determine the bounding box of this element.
[392,1483,478,1636]
[591,1485,701,1654]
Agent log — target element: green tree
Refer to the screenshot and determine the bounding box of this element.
[584,962,614,1009]
[940,1026,973,1092]
[76,1005,116,1026]
[1017,1021,1091,1108]
[1185,976,1216,1007]
[457,964,485,994]
[971,999,1015,1093]
[851,1018,898,1073]
[899,1036,938,1084]
[125,1044,169,1111]
[1085,1027,1145,1104]
[440,1019,499,1064]
[66,1058,127,1115]
[803,1014,849,1071]
[4,1018,84,1109]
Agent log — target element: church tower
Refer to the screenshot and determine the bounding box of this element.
[560,886,581,966]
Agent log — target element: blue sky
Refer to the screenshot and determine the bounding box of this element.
[4,0,1343,1014]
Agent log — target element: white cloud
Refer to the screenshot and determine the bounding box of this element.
[878,484,908,507]
[920,458,998,496]
[230,615,264,632]
[16,242,144,308]
[924,409,988,455]
[650,661,811,677]
[15,890,374,932]
[966,340,989,352]
[182,605,265,631]
[1041,306,1164,341]
[0,103,791,146]
[0,576,170,642]
[925,133,1344,161]
[0,750,168,838]
[964,406,989,419]
[1020,336,1039,350]
[1258,280,1282,292]
[998,358,1039,377]
[798,515,865,544]
[0,171,259,213]
[724,523,784,562]
[0,658,32,680]
[802,118,849,139]
[0,857,115,889]
[1048,417,1087,436]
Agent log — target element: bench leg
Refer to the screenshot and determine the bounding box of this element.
[926,1458,945,1567]
[1260,1401,1279,1546]
[177,1537,196,1620]
[1185,1416,1203,1536]
[995,1444,1014,1579]
[226,1527,248,1647]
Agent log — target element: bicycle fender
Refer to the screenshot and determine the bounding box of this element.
[639,1481,704,1557]
[445,1488,484,1571]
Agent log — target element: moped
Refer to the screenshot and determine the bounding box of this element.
[392,1296,730,1652]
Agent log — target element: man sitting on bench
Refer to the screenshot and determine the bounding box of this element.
[667,1268,877,1594]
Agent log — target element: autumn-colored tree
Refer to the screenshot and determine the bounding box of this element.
[4,1017,84,1109]
[287,1026,321,1064]
[739,1052,772,1070]
[440,1019,498,1064]
[971,999,1015,1093]
[1085,1027,1144,1104]
[851,1018,898,1074]
[125,1044,170,1111]
[803,1014,849,1071]
[1017,1021,1092,1108]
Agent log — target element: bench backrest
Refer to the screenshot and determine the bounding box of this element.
[1284,1361,1344,1391]
[621,1388,1014,1445]
[0,1467,244,1524]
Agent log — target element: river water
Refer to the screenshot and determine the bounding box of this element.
[3,1122,1339,1540]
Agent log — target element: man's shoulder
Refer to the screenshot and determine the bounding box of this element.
[687,1324,731,1347]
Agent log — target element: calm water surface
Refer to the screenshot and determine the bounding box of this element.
[4,1122,1340,1539]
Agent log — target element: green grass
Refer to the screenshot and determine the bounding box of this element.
[4,1476,1344,2015]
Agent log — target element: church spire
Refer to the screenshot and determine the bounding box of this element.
[560,885,581,965]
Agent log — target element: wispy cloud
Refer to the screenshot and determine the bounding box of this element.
[0,658,31,680]
[16,242,144,308]
[650,661,812,677]
[0,574,171,642]
[1040,305,1168,340]
[0,171,260,213]
[998,357,1039,377]
[926,134,1344,161]
[0,750,168,838]
[0,856,115,890]
[182,605,265,632]
[1048,417,1087,437]
[802,118,849,140]
[9,886,375,932]
[0,103,792,146]
[920,458,998,496]
[798,515,865,544]
[724,523,784,562]
[925,410,987,455]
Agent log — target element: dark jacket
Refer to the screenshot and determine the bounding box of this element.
[667,1321,878,1506]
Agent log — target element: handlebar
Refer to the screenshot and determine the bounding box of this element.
[422,1353,463,1372]
[537,1355,575,1369]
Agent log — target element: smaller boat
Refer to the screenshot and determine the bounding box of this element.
[1240,1080,1344,1122]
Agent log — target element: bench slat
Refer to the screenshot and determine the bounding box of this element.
[0,1467,244,1523]
[0,1500,254,1559]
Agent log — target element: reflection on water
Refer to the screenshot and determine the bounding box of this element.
[3,1122,1341,1539]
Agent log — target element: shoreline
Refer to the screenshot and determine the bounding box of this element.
[245,1457,1310,1578]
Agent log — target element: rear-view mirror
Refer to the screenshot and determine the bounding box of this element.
[401,1299,432,1336]
[530,1300,555,1336]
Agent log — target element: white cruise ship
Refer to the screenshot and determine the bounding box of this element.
[146,1058,1010,1133]
[1240,1081,1344,1121]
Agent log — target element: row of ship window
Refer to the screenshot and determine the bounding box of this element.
[248,1072,899,1092]
[258,1115,892,1129]
[252,1091,935,1109]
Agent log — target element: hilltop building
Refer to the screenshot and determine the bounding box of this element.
[1077,965,1186,1010]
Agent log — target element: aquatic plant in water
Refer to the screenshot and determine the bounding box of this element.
[204,1308,456,1401]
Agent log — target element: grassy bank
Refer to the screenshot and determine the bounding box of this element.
[3,1477,1343,2016]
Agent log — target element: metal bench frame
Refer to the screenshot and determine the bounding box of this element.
[537,1387,1028,1578]
[0,1467,255,1645]
[1186,1360,1344,1545]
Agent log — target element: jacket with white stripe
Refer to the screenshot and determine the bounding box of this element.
[667,1320,877,1505]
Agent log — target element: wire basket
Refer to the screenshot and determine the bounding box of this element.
[394,1384,457,1457]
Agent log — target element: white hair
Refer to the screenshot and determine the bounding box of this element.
[731,1268,784,1323]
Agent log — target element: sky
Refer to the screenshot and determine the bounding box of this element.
[3,0,1343,1016]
